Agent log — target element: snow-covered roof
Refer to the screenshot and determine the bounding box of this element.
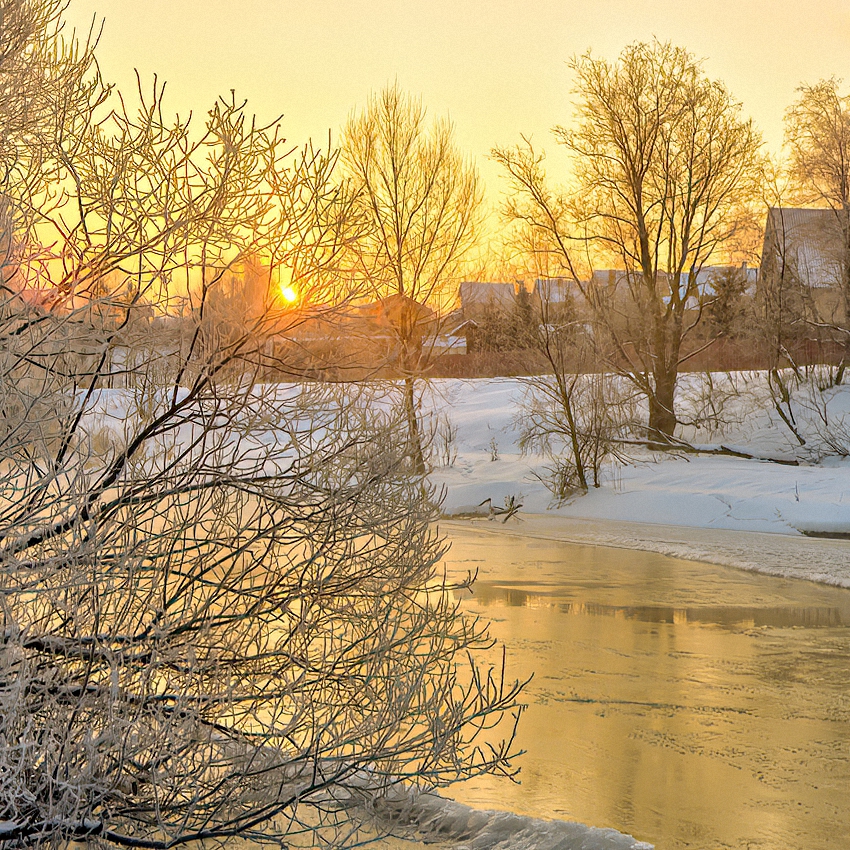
[588,266,756,301]
[533,277,579,302]
[459,281,516,311]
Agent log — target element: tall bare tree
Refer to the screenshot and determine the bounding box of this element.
[0,5,522,847]
[786,78,850,377]
[495,41,761,441]
[786,78,850,212]
[341,83,482,472]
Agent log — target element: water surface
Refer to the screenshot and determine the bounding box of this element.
[442,528,850,850]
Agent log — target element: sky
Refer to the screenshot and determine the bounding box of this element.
[63,0,850,203]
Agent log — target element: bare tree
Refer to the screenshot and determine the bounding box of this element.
[519,343,637,497]
[503,231,636,495]
[0,5,522,847]
[340,83,482,472]
[494,41,762,442]
[786,77,850,378]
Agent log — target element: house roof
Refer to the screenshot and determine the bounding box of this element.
[762,207,846,289]
[533,278,579,302]
[459,281,516,310]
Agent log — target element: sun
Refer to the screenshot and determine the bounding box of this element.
[280,283,298,304]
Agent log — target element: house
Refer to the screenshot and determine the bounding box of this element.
[759,207,848,326]
[680,265,757,309]
[587,266,755,309]
[589,269,630,289]
[760,208,845,288]
[425,331,467,356]
[275,293,439,375]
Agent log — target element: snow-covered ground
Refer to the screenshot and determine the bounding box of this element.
[426,375,850,587]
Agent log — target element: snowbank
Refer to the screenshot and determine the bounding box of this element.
[440,513,850,588]
[392,792,652,850]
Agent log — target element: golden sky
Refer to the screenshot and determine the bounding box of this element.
[64,0,850,199]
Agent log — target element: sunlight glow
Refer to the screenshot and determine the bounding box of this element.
[280,284,298,304]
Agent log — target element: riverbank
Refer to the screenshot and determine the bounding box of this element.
[377,793,653,850]
[425,377,850,586]
[440,513,850,588]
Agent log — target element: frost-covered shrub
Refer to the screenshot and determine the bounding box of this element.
[676,368,850,462]
[518,371,638,497]
[428,411,458,468]
[674,371,758,440]
[778,368,850,460]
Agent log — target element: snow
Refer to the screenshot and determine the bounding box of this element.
[87,374,850,586]
[387,792,652,850]
[425,375,850,587]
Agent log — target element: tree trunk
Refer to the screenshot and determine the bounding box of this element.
[555,372,588,491]
[648,368,677,444]
[839,206,850,385]
[839,262,850,385]
[402,375,426,475]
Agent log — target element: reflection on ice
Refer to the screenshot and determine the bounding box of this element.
[470,582,847,628]
[442,530,850,850]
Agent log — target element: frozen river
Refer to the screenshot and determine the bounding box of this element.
[440,526,850,850]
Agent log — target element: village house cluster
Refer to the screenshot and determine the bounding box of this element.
[12,204,849,385]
